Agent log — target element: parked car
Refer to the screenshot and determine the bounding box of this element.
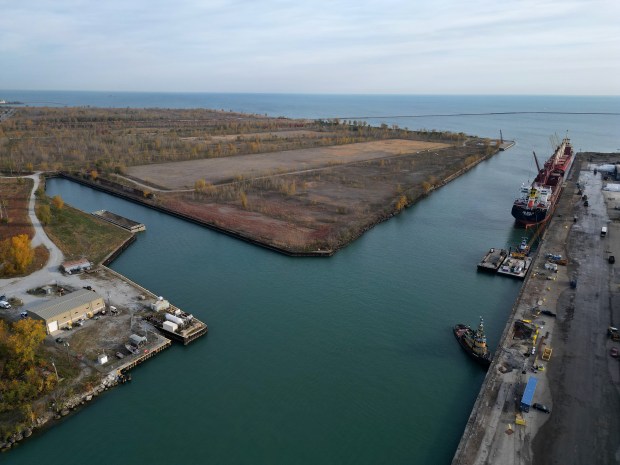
[19,311,28,318]
[55,337,65,344]
[0,301,11,309]
[609,255,615,264]
[610,347,619,358]
[532,403,551,414]
[0,294,6,301]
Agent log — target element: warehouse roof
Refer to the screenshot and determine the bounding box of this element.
[29,289,103,320]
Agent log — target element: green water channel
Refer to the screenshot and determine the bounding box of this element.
[12,153,527,465]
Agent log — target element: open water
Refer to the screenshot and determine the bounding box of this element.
[3,92,619,465]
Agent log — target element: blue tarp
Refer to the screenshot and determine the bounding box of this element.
[520,376,538,411]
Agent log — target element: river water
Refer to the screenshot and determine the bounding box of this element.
[4,93,620,465]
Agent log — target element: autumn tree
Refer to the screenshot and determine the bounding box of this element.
[6,319,46,367]
[395,195,408,211]
[36,204,51,225]
[0,234,35,275]
[52,195,64,210]
[0,319,56,416]
[194,178,207,192]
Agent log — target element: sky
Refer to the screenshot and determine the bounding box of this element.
[1,0,619,95]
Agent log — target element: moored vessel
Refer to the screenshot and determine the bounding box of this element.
[453,317,492,367]
[511,136,574,227]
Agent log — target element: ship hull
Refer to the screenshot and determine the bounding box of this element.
[511,137,574,228]
[453,324,492,367]
[511,204,549,227]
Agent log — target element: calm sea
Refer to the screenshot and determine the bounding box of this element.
[3,92,619,465]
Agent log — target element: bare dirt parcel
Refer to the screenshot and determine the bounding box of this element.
[123,138,497,254]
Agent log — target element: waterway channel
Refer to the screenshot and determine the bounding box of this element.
[6,95,619,465]
[22,159,524,465]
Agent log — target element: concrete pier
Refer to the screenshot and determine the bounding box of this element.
[452,152,620,465]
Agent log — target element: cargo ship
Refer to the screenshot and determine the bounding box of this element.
[511,136,574,227]
[453,317,492,367]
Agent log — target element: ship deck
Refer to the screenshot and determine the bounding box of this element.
[496,255,532,280]
[477,248,508,272]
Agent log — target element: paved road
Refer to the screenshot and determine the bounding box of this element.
[0,173,66,304]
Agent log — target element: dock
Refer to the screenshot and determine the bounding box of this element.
[102,266,209,346]
[154,318,208,345]
[477,248,508,273]
[498,140,515,151]
[452,151,620,465]
[92,209,146,232]
[115,336,172,373]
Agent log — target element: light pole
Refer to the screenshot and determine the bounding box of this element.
[51,359,58,382]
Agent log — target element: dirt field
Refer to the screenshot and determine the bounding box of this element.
[155,142,491,253]
[127,139,449,189]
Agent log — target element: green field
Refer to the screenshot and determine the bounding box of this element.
[39,195,132,265]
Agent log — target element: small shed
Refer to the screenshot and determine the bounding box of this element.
[520,376,538,412]
[61,258,92,274]
[97,354,108,365]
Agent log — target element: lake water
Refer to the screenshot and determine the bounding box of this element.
[3,92,619,465]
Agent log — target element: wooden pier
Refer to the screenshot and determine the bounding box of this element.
[93,209,146,232]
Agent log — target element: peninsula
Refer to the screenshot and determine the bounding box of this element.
[1,107,504,255]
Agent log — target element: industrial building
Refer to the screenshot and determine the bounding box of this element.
[28,289,105,333]
[61,258,92,274]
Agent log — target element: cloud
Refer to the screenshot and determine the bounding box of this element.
[0,0,618,93]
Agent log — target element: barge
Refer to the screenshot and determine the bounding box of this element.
[92,209,146,232]
[477,248,508,273]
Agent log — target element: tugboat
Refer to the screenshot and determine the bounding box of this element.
[453,317,492,367]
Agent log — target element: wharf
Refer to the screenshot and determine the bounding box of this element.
[499,140,515,151]
[453,152,620,465]
[477,248,508,273]
[102,266,209,345]
[144,309,209,345]
[115,337,172,373]
[92,209,146,232]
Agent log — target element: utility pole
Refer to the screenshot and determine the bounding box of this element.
[51,359,59,382]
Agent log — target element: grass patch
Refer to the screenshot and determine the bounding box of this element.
[39,198,132,265]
